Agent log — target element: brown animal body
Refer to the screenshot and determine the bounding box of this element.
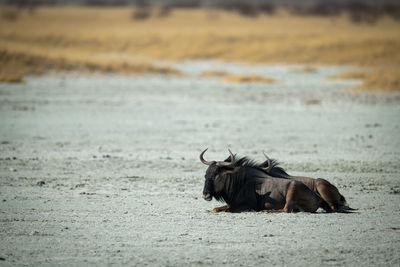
[260,153,354,212]
[200,149,332,213]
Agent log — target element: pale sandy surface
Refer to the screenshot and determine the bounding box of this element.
[0,62,399,266]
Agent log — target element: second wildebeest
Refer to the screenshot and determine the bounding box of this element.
[200,149,332,213]
[259,152,354,212]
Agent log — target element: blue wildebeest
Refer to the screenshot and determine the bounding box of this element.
[200,149,332,213]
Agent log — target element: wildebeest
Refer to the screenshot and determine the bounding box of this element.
[259,152,354,212]
[200,149,332,213]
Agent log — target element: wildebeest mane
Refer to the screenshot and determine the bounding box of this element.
[223,155,265,170]
[265,159,291,178]
[234,156,264,170]
[223,155,291,178]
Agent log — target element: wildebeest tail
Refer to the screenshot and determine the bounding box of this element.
[340,195,357,211]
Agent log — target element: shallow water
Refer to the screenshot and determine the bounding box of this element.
[0,63,399,266]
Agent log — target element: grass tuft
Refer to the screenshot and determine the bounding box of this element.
[299,65,318,73]
[356,69,400,91]
[327,68,400,91]
[199,70,230,77]
[0,49,181,83]
[222,74,276,84]
[327,70,368,80]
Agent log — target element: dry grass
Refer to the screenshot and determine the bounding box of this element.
[354,69,400,91]
[200,70,276,84]
[0,6,399,90]
[0,73,24,83]
[199,70,230,77]
[298,65,318,73]
[0,49,181,83]
[222,74,276,84]
[327,69,369,80]
[327,68,400,91]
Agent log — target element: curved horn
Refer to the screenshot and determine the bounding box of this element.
[216,149,236,167]
[261,151,272,172]
[199,148,214,165]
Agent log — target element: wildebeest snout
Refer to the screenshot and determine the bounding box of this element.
[203,193,212,201]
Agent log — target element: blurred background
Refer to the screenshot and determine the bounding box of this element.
[0,0,399,90]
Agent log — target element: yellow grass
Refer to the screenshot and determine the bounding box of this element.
[199,70,230,77]
[298,65,318,73]
[327,69,369,80]
[0,6,399,90]
[222,74,276,84]
[0,73,24,83]
[327,68,400,91]
[354,69,400,91]
[200,70,276,84]
[0,49,181,81]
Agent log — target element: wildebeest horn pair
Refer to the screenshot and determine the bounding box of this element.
[200,148,271,170]
[199,148,235,167]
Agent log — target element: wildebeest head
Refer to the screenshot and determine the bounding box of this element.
[199,148,235,201]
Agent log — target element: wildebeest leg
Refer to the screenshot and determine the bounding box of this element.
[283,201,295,213]
[282,181,297,213]
[212,205,230,212]
[285,181,323,213]
[224,205,252,213]
[260,201,287,213]
[315,178,341,211]
[212,205,250,213]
